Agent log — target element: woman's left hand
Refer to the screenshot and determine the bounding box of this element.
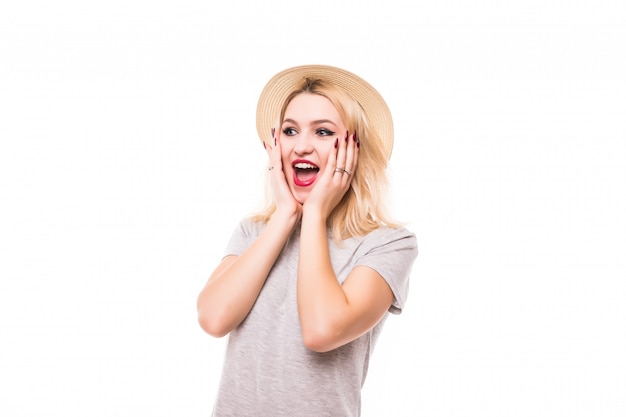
[303,130,359,220]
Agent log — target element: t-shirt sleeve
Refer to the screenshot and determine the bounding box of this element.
[222,218,262,258]
[355,227,418,314]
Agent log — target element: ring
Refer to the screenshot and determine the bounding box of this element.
[344,169,352,175]
[268,166,274,171]
[334,166,345,173]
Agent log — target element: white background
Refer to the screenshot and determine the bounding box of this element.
[1,1,624,416]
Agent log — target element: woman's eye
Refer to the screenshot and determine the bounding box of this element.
[316,128,335,137]
[282,127,297,136]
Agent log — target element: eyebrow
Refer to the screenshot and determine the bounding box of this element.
[282,118,338,127]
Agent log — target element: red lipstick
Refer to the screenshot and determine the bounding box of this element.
[292,159,319,187]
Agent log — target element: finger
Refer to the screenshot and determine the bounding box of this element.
[343,130,358,179]
[268,127,283,174]
[272,128,283,172]
[333,130,349,180]
[268,130,288,195]
[327,136,339,178]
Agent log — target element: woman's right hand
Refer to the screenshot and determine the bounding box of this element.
[264,128,302,222]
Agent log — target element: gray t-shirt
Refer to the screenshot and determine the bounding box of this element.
[212,218,418,417]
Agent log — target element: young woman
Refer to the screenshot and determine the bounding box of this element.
[197,65,418,416]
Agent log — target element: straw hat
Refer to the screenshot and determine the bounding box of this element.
[256,65,394,160]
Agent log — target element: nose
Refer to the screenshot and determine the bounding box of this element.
[292,131,315,155]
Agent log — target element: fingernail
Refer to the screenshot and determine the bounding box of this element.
[356,139,360,148]
[271,127,275,138]
[263,141,266,149]
[353,130,358,142]
[344,130,348,142]
[275,137,277,146]
[334,138,338,148]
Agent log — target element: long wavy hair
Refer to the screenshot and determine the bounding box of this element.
[251,77,398,241]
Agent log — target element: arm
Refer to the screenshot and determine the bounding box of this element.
[298,212,394,352]
[196,212,299,337]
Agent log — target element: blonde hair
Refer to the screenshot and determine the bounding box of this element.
[251,77,398,241]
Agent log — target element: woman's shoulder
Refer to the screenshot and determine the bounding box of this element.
[352,224,418,257]
[365,224,417,243]
[231,216,268,238]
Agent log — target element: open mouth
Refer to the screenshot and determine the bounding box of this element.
[293,161,319,187]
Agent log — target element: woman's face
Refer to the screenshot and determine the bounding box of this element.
[280,93,347,204]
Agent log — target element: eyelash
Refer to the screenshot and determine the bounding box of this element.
[281,128,335,137]
[316,128,335,136]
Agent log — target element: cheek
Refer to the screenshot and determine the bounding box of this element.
[280,148,292,169]
[319,142,335,166]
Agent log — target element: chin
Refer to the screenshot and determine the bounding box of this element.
[291,188,309,205]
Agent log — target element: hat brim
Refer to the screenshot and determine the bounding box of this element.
[256,65,394,160]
